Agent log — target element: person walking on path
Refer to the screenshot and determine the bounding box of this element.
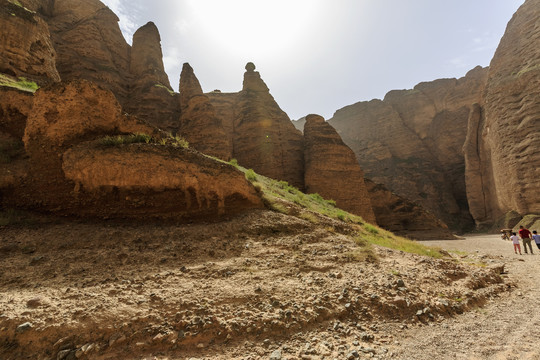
[511,232,522,255]
[519,225,534,254]
[532,230,540,250]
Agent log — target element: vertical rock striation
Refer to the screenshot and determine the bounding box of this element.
[178,63,231,160]
[0,0,60,84]
[329,67,488,230]
[467,0,540,225]
[303,114,376,223]
[126,22,179,132]
[232,63,305,189]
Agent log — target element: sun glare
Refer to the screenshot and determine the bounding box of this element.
[187,0,324,59]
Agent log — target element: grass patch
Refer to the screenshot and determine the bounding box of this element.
[354,228,445,259]
[98,133,189,148]
[245,169,257,182]
[99,133,151,146]
[0,74,39,93]
[154,83,175,96]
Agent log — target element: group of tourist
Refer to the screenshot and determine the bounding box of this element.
[508,226,540,255]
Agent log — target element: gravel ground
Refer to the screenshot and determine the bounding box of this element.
[392,234,540,360]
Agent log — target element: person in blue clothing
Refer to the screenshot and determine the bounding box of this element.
[532,230,540,250]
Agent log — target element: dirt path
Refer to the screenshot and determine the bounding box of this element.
[392,234,540,360]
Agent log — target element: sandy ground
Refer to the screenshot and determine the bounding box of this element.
[0,212,531,360]
[393,234,540,360]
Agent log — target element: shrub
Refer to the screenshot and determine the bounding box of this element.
[229,158,239,168]
[171,135,189,148]
[245,169,257,182]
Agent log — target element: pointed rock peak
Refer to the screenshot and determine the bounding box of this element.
[242,62,269,92]
[133,21,161,42]
[305,114,325,124]
[179,62,204,103]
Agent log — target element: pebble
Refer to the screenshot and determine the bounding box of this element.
[16,322,32,333]
[270,349,282,360]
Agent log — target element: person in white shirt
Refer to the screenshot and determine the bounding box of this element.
[510,232,522,255]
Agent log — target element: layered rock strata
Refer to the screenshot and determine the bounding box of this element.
[125,22,179,132]
[329,67,488,230]
[208,63,305,189]
[364,179,455,240]
[178,63,231,160]
[2,80,262,220]
[0,0,60,84]
[465,0,540,225]
[303,114,376,223]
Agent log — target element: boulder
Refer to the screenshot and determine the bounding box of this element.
[303,114,376,224]
[364,179,456,240]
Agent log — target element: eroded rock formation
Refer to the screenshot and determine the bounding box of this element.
[330,67,488,230]
[208,63,305,189]
[0,0,60,84]
[178,63,231,160]
[2,80,262,220]
[364,179,455,240]
[48,0,131,103]
[125,22,179,131]
[464,0,540,226]
[303,114,376,223]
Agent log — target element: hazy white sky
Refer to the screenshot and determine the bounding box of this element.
[101,0,525,120]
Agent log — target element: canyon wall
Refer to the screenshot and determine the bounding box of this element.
[464,0,540,226]
[303,114,376,224]
[329,67,488,231]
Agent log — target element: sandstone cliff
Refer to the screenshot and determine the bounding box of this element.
[0,0,60,84]
[329,67,488,231]
[48,0,131,103]
[464,0,540,227]
[207,63,305,189]
[2,80,262,220]
[178,63,231,160]
[125,22,179,132]
[303,114,376,224]
[364,179,455,240]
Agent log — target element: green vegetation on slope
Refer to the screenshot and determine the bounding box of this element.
[0,74,39,93]
[231,162,445,260]
[98,133,189,148]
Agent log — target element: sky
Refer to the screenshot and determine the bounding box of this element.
[101,0,525,120]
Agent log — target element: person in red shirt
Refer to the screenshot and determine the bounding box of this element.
[519,225,533,254]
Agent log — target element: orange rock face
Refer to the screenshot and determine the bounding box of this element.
[0,0,60,84]
[48,0,131,103]
[178,63,231,160]
[330,67,488,230]
[208,63,305,189]
[125,22,179,132]
[4,80,262,220]
[465,0,540,225]
[303,114,376,223]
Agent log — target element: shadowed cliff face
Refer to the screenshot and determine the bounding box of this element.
[303,114,376,224]
[465,0,540,226]
[329,67,488,231]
